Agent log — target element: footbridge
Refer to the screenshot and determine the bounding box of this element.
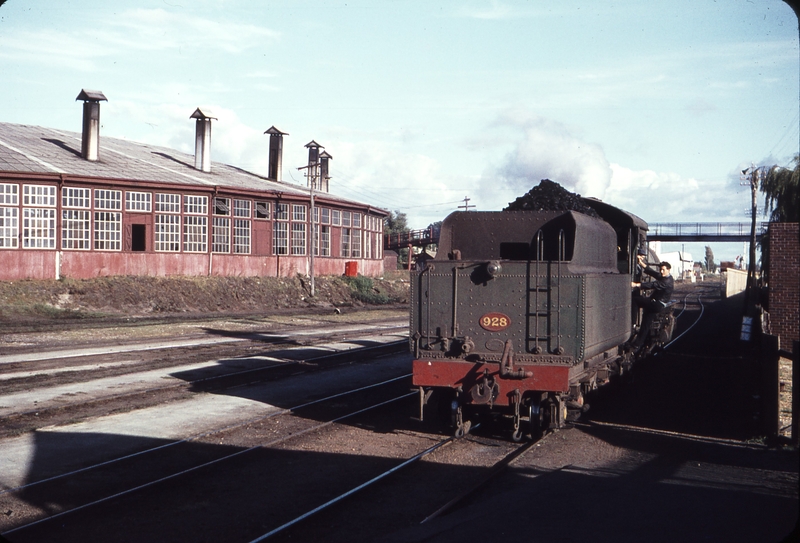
[384,222,768,251]
[646,222,768,242]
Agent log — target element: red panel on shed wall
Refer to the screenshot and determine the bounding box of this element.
[0,251,58,280]
[1,250,384,280]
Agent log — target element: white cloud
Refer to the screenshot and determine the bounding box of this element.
[477,112,613,208]
[106,8,280,54]
[457,1,515,20]
[0,8,280,73]
[604,164,751,223]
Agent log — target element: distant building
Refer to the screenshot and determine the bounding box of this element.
[651,249,693,280]
[0,91,388,280]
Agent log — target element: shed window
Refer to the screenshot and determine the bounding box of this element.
[351,229,361,258]
[94,211,122,251]
[274,203,289,221]
[62,210,91,250]
[184,195,208,215]
[214,197,230,216]
[125,191,151,212]
[183,215,207,252]
[234,199,251,218]
[0,207,18,248]
[22,207,56,248]
[291,223,306,255]
[234,219,251,254]
[255,201,270,219]
[212,217,230,253]
[23,185,56,207]
[155,215,181,251]
[62,187,90,208]
[273,222,288,255]
[94,190,122,210]
[341,228,351,257]
[155,193,181,213]
[0,184,18,205]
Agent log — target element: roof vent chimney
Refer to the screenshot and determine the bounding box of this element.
[265,126,288,181]
[190,108,216,172]
[76,89,107,162]
[305,140,323,190]
[319,150,332,193]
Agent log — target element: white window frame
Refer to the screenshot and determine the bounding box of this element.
[212,216,231,253]
[291,222,306,255]
[23,185,56,207]
[319,225,330,256]
[155,193,181,213]
[94,189,122,210]
[22,207,56,249]
[94,211,122,251]
[62,209,91,250]
[234,199,251,218]
[274,203,289,221]
[273,221,288,255]
[183,215,208,253]
[155,214,181,252]
[351,229,361,258]
[62,187,90,209]
[255,201,271,219]
[292,204,306,222]
[214,197,230,216]
[0,206,19,248]
[184,195,208,215]
[125,191,152,212]
[0,183,19,206]
[234,218,251,254]
[341,227,351,258]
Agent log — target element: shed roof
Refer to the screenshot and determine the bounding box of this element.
[0,122,385,214]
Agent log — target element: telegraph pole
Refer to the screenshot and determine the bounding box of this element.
[299,141,324,297]
[458,196,475,212]
[739,164,764,338]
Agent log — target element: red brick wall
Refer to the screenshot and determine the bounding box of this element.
[768,222,799,345]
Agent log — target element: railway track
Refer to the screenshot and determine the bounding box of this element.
[0,311,546,543]
[0,319,407,436]
[3,284,792,542]
[0,375,416,540]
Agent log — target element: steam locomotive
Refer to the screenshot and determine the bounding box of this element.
[410,198,674,440]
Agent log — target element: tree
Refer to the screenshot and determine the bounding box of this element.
[384,210,409,236]
[704,246,716,273]
[762,155,800,222]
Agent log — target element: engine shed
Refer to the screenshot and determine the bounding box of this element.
[0,91,388,281]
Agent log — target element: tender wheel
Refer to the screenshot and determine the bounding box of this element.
[528,398,544,439]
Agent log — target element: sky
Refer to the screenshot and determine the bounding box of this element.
[1,0,798,262]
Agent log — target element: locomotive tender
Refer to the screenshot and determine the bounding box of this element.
[411,198,652,440]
